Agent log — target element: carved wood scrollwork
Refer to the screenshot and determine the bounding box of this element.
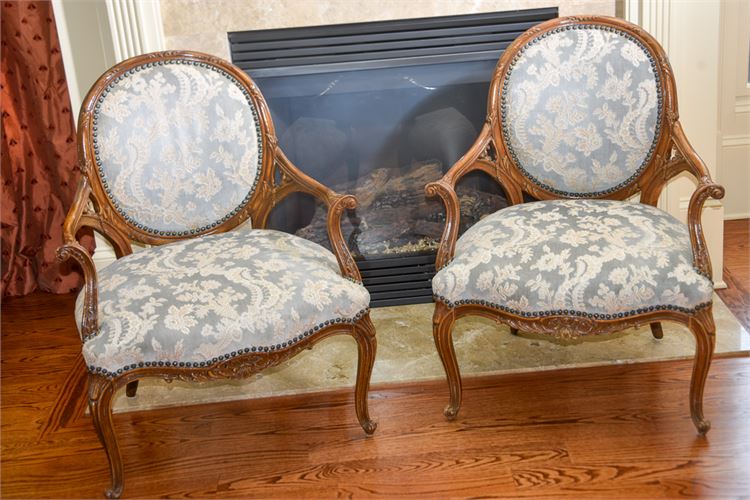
[57,243,97,339]
[687,180,725,278]
[500,315,595,340]
[479,140,497,163]
[327,194,361,281]
[425,180,461,270]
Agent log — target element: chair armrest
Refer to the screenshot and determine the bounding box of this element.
[673,121,726,279]
[57,177,134,339]
[57,177,99,340]
[269,148,362,283]
[425,123,502,270]
[425,180,461,270]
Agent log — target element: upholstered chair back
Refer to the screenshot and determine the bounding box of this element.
[81,52,269,240]
[498,21,665,197]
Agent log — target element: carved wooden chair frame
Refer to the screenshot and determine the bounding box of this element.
[425,16,724,434]
[58,51,376,499]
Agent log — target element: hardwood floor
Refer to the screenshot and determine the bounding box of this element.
[717,218,750,331]
[2,293,750,498]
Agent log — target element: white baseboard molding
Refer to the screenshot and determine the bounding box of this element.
[724,212,750,221]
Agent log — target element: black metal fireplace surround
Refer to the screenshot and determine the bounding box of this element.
[229,8,557,307]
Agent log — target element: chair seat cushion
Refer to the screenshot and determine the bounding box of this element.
[78,229,369,375]
[433,200,713,318]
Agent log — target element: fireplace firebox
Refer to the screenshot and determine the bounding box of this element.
[229,8,557,307]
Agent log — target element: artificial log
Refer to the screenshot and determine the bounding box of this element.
[295,161,509,258]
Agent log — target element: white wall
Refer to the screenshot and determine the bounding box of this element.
[53,0,117,116]
[718,0,750,220]
[626,0,725,286]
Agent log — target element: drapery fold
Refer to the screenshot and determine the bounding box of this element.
[1,0,93,297]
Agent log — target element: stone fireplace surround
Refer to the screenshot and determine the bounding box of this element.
[159,0,615,68]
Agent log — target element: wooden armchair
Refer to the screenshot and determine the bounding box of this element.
[426,16,724,435]
[58,51,376,498]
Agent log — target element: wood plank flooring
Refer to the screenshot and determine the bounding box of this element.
[717,218,750,331]
[2,292,750,498]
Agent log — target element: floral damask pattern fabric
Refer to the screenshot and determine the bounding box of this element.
[502,26,660,195]
[433,200,713,316]
[78,229,369,373]
[95,62,261,234]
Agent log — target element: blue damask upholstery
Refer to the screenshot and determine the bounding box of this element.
[93,60,262,236]
[433,200,713,318]
[78,229,369,376]
[501,25,661,196]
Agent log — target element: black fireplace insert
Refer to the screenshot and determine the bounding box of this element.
[229,8,557,307]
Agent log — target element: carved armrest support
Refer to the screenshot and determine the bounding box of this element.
[57,177,134,340]
[57,177,99,340]
[687,180,725,279]
[57,242,98,339]
[425,180,461,270]
[273,149,362,283]
[425,124,495,270]
[672,121,725,279]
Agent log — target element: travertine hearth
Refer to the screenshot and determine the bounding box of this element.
[113,294,749,413]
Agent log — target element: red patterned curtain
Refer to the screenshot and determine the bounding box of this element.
[1,0,93,297]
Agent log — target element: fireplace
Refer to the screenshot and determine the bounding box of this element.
[229,8,557,307]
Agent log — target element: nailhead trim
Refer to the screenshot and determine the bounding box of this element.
[92,59,263,237]
[500,24,663,198]
[85,307,370,379]
[433,294,711,319]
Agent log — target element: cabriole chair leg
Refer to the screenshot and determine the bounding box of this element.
[88,374,124,499]
[125,380,139,398]
[650,322,664,339]
[688,309,716,435]
[433,303,461,420]
[353,313,377,435]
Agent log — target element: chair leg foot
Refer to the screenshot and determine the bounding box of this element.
[433,302,461,420]
[353,314,377,435]
[650,322,663,339]
[688,309,715,435]
[89,374,124,498]
[105,486,124,500]
[443,404,460,420]
[125,380,139,398]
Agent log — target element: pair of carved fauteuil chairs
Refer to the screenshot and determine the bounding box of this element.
[59,16,723,498]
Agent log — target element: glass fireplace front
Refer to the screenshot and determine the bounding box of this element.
[229,8,557,306]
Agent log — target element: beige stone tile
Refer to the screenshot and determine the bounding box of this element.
[113,294,748,412]
[158,0,616,58]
